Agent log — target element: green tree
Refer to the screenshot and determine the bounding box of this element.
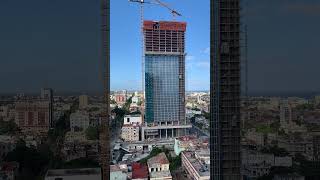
[85,126,99,140]
[0,119,19,135]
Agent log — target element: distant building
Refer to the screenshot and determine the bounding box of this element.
[15,99,50,135]
[115,90,127,106]
[132,96,141,104]
[147,152,172,180]
[242,150,292,178]
[44,168,101,180]
[110,165,127,180]
[312,132,320,161]
[40,88,53,127]
[121,124,140,142]
[314,95,320,105]
[79,95,89,109]
[132,162,148,180]
[181,151,210,180]
[70,111,89,132]
[123,114,142,125]
[280,100,293,126]
[0,106,9,121]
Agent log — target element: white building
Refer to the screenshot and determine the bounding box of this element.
[45,168,101,180]
[123,114,142,125]
[70,111,89,132]
[132,96,141,104]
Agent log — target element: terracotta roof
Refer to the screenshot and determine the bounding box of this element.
[132,163,148,179]
[147,152,169,166]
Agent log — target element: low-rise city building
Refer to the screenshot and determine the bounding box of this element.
[181,151,210,180]
[70,111,89,132]
[121,124,140,142]
[147,152,172,180]
[110,165,128,180]
[123,114,142,125]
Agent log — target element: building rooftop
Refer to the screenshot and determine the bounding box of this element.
[147,152,169,167]
[132,163,148,179]
[182,151,210,177]
[143,20,187,31]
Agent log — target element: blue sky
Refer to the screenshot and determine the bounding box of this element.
[1,0,320,94]
[110,0,210,91]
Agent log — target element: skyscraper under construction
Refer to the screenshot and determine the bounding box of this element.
[210,0,241,179]
[142,21,191,140]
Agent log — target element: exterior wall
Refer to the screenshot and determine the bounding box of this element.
[121,125,139,142]
[123,115,142,125]
[145,55,183,123]
[110,171,127,180]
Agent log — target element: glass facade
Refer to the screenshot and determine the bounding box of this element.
[145,54,181,123]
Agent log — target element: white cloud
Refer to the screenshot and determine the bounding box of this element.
[196,61,210,69]
[201,47,210,54]
[186,55,195,61]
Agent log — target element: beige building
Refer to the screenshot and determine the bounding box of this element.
[147,153,172,180]
[79,95,89,109]
[121,124,139,142]
[15,99,50,135]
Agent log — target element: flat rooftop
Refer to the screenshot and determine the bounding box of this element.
[182,151,210,177]
[143,20,187,31]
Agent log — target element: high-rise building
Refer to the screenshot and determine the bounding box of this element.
[144,20,186,125]
[142,21,191,140]
[280,100,292,126]
[41,88,53,127]
[211,0,241,179]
